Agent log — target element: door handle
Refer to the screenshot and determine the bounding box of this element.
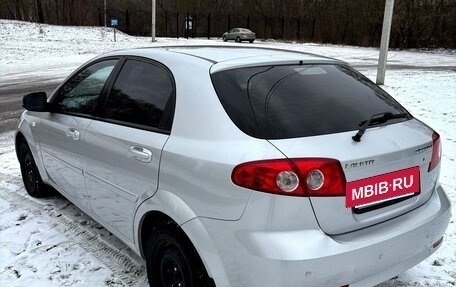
[65,128,80,141]
[129,146,152,163]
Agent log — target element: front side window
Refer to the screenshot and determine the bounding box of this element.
[55,60,117,115]
[102,59,174,130]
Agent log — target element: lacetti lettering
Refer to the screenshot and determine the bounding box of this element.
[346,167,420,208]
[344,159,375,169]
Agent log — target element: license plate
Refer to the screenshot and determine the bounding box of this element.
[346,167,420,208]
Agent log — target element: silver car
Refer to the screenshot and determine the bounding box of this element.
[222,28,255,43]
[16,46,451,287]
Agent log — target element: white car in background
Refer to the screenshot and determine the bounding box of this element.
[222,28,256,43]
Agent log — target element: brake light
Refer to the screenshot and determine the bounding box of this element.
[428,131,442,172]
[231,158,346,196]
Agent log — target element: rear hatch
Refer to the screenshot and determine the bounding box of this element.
[239,28,255,37]
[269,122,437,234]
[211,62,440,234]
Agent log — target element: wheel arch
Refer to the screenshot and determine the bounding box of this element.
[135,188,199,257]
[15,131,27,159]
[134,189,230,286]
[15,121,48,183]
[138,210,176,258]
[15,129,39,165]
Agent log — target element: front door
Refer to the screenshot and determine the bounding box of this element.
[40,59,119,212]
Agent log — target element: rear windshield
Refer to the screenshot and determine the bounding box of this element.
[211,64,410,139]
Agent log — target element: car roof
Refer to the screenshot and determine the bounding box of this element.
[101,45,346,73]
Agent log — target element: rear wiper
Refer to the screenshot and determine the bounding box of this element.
[352,112,408,142]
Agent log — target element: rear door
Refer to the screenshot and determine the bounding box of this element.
[83,58,175,241]
[40,59,118,212]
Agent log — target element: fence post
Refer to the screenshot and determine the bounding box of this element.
[126,9,130,34]
[228,14,231,31]
[264,16,267,39]
[297,17,300,40]
[186,11,189,39]
[311,18,315,41]
[98,9,102,26]
[207,13,211,39]
[193,14,196,38]
[176,12,179,39]
[281,16,285,39]
[165,11,168,37]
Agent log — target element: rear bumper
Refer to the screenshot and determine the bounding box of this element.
[240,35,255,40]
[183,185,451,287]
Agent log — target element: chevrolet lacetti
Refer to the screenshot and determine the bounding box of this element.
[16,46,451,287]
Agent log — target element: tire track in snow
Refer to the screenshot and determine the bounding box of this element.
[0,174,148,287]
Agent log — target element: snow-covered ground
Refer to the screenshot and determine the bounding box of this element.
[0,20,455,286]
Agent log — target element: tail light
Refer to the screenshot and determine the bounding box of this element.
[428,131,442,172]
[231,158,346,196]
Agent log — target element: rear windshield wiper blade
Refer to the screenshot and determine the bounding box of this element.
[352,112,408,142]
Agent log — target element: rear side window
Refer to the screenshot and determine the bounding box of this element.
[102,59,174,131]
[211,64,409,139]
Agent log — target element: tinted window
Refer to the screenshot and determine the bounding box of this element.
[211,64,410,139]
[102,60,174,130]
[56,60,117,115]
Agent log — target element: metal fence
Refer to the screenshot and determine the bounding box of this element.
[107,9,316,41]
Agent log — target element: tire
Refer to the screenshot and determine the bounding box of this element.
[222,36,227,42]
[146,222,214,287]
[18,142,49,197]
[249,39,254,43]
[235,36,241,43]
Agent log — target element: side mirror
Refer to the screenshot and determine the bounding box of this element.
[22,92,48,112]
